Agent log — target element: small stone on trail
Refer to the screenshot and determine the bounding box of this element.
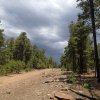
[61,87,69,91]
[6,91,11,94]
[78,91,83,94]
[76,96,84,100]
[47,94,53,99]
[55,85,58,87]
[45,80,54,83]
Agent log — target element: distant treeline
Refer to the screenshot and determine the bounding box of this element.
[0,30,57,75]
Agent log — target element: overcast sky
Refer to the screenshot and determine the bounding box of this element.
[0,0,80,63]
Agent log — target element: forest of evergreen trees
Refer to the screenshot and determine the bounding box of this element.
[60,0,100,82]
[0,30,57,75]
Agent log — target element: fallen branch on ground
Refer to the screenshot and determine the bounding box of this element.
[69,88,97,100]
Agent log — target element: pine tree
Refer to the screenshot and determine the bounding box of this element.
[0,29,7,65]
[62,20,93,73]
[77,0,100,82]
[0,29,4,49]
[13,32,32,63]
[5,38,15,60]
[98,43,100,58]
[77,0,100,29]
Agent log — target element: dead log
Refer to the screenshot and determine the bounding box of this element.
[69,89,97,100]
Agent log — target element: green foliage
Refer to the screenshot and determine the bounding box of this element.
[77,0,100,82]
[0,49,8,65]
[0,65,7,75]
[61,21,94,73]
[0,29,7,65]
[24,67,32,72]
[37,59,46,69]
[0,31,57,75]
[0,29,4,48]
[60,47,72,71]
[98,43,100,58]
[13,32,32,63]
[77,0,100,29]
[83,83,91,90]
[5,38,15,60]
[67,73,77,84]
[24,60,32,72]
[31,45,56,69]
[0,60,26,75]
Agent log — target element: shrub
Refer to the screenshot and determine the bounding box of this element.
[30,57,46,69]
[37,59,45,69]
[24,67,32,72]
[0,65,8,75]
[83,83,91,89]
[67,73,76,84]
[0,60,26,75]
[6,60,26,73]
[25,60,33,72]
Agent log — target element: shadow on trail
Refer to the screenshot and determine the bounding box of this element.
[76,75,100,91]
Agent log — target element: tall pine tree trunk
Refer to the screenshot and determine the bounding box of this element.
[89,0,100,82]
[74,55,77,72]
[79,53,84,74]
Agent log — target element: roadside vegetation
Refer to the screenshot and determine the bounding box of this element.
[60,0,100,99]
[60,0,100,81]
[0,31,57,75]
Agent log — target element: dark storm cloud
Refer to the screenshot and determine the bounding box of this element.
[0,0,80,62]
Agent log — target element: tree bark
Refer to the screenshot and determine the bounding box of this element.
[89,0,100,82]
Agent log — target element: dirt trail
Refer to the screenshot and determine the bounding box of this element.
[0,69,55,86]
[0,69,64,100]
